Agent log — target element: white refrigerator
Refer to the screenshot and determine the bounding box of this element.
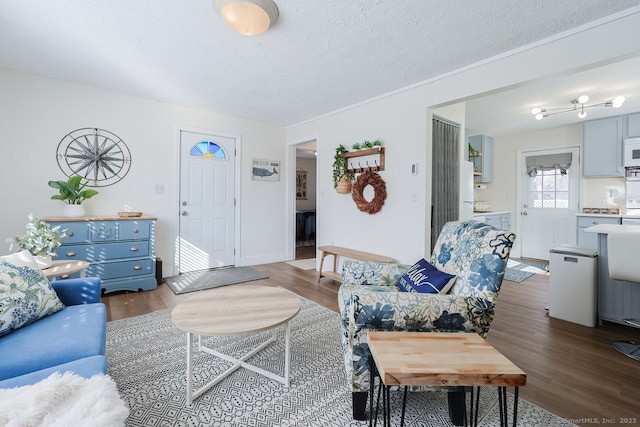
[460,161,475,220]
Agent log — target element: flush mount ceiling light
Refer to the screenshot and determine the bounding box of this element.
[531,95,626,121]
[213,0,279,36]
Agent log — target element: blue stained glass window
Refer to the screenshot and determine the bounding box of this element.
[190,141,227,159]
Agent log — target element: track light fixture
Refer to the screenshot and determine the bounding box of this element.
[531,95,626,121]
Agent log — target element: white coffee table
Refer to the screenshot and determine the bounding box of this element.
[171,285,301,403]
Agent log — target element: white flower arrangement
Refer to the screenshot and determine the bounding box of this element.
[6,214,67,257]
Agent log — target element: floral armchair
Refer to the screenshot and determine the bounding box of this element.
[337,220,516,421]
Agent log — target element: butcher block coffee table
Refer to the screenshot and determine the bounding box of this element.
[171,285,301,403]
[367,331,526,427]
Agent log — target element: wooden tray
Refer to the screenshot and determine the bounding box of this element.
[117,211,143,217]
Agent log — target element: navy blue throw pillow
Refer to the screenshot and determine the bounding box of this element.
[397,258,456,294]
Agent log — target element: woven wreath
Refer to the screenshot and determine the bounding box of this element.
[351,171,387,214]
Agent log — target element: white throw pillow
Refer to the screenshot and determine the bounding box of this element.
[0,250,41,270]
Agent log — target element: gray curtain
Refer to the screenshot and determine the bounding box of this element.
[526,153,572,177]
[431,116,460,252]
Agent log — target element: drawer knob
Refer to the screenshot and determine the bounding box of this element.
[60,274,70,279]
[592,221,600,224]
[67,231,74,237]
[130,247,139,252]
[133,265,143,270]
[133,228,139,234]
[66,251,77,257]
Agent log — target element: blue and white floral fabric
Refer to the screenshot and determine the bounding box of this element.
[338,220,515,393]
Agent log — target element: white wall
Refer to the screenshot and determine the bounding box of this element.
[287,13,640,265]
[0,69,287,276]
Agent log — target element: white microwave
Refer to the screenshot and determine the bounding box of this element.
[624,137,640,168]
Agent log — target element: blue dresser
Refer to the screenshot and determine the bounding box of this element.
[45,216,157,294]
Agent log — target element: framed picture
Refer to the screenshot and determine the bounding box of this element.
[582,208,592,214]
[591,208,600,214]
[600,208,609,214]
[609,208,620,215]
[296,168,307,200]
[251,158,280,181]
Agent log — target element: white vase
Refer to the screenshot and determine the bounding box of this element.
[34,255,52,269]
[63,204,85,218]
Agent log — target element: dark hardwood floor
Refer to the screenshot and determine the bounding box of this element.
[102,259,640,427]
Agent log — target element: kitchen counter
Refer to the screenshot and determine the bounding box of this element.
[575,213,622,218]
[472,211,510,216]
[584,224,640,234]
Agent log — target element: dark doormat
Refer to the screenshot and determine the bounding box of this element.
[165,267,268,295]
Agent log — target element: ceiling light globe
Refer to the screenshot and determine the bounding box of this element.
[213,0,279,36]
[531,107,541,115]
[535,113,544,121]
[578,95,589,104]
[612,96,626,108]
[578,110,587,119]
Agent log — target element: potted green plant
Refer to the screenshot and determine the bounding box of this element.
[351,143,361,150]
[48,175,99,217]
[6,214,67,267]
[372,139,382,148]
[332,144,354,194]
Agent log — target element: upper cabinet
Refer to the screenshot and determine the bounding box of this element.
[469,135,493,183]
[628,113,640,137]
[583,116,624,177]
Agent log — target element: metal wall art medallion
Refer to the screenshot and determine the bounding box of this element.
[56,127,132,187]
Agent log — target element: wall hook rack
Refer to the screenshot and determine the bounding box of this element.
[343,147,385,174]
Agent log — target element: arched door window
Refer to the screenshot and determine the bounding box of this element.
[190,141,227,159]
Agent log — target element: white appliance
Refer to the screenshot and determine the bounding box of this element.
[549,245,598,327]
[623,137,640,168]
[460,161,474,220]
[626,177,640,216]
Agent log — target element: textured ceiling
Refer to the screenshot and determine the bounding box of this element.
[1,0,639,127]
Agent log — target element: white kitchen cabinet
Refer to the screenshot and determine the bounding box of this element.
[583,116,624,177]
[469,135,493,183]
[576,215,621,250]
[628,112,640,137]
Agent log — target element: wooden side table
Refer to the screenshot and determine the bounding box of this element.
[367,331,526,427]
[42,260,89,280]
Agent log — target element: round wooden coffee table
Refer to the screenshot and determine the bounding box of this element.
[171,285,301,403]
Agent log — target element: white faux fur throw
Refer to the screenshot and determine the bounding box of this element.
[0,372,129,427]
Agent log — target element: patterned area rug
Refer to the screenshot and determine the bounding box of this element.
[504,259,548,283]
[164,267,268,295]
[106,298,576,426]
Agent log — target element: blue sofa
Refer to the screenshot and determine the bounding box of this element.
[0,277,107,389]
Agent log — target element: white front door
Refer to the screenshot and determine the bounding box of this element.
[178,130,236,273]
[518,147,579,260]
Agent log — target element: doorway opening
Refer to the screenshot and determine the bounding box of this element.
[294,141,317,260]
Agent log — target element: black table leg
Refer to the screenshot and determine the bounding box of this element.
[400,386,408,427]
[497,386,520,427]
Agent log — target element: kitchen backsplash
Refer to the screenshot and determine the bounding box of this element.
[581,177,625,213]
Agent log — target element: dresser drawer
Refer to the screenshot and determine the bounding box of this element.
[55,244,90,260]
[55,241,150,261]
[49,222,89,243]
[87,259,154,280]
[119,221,151,240]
